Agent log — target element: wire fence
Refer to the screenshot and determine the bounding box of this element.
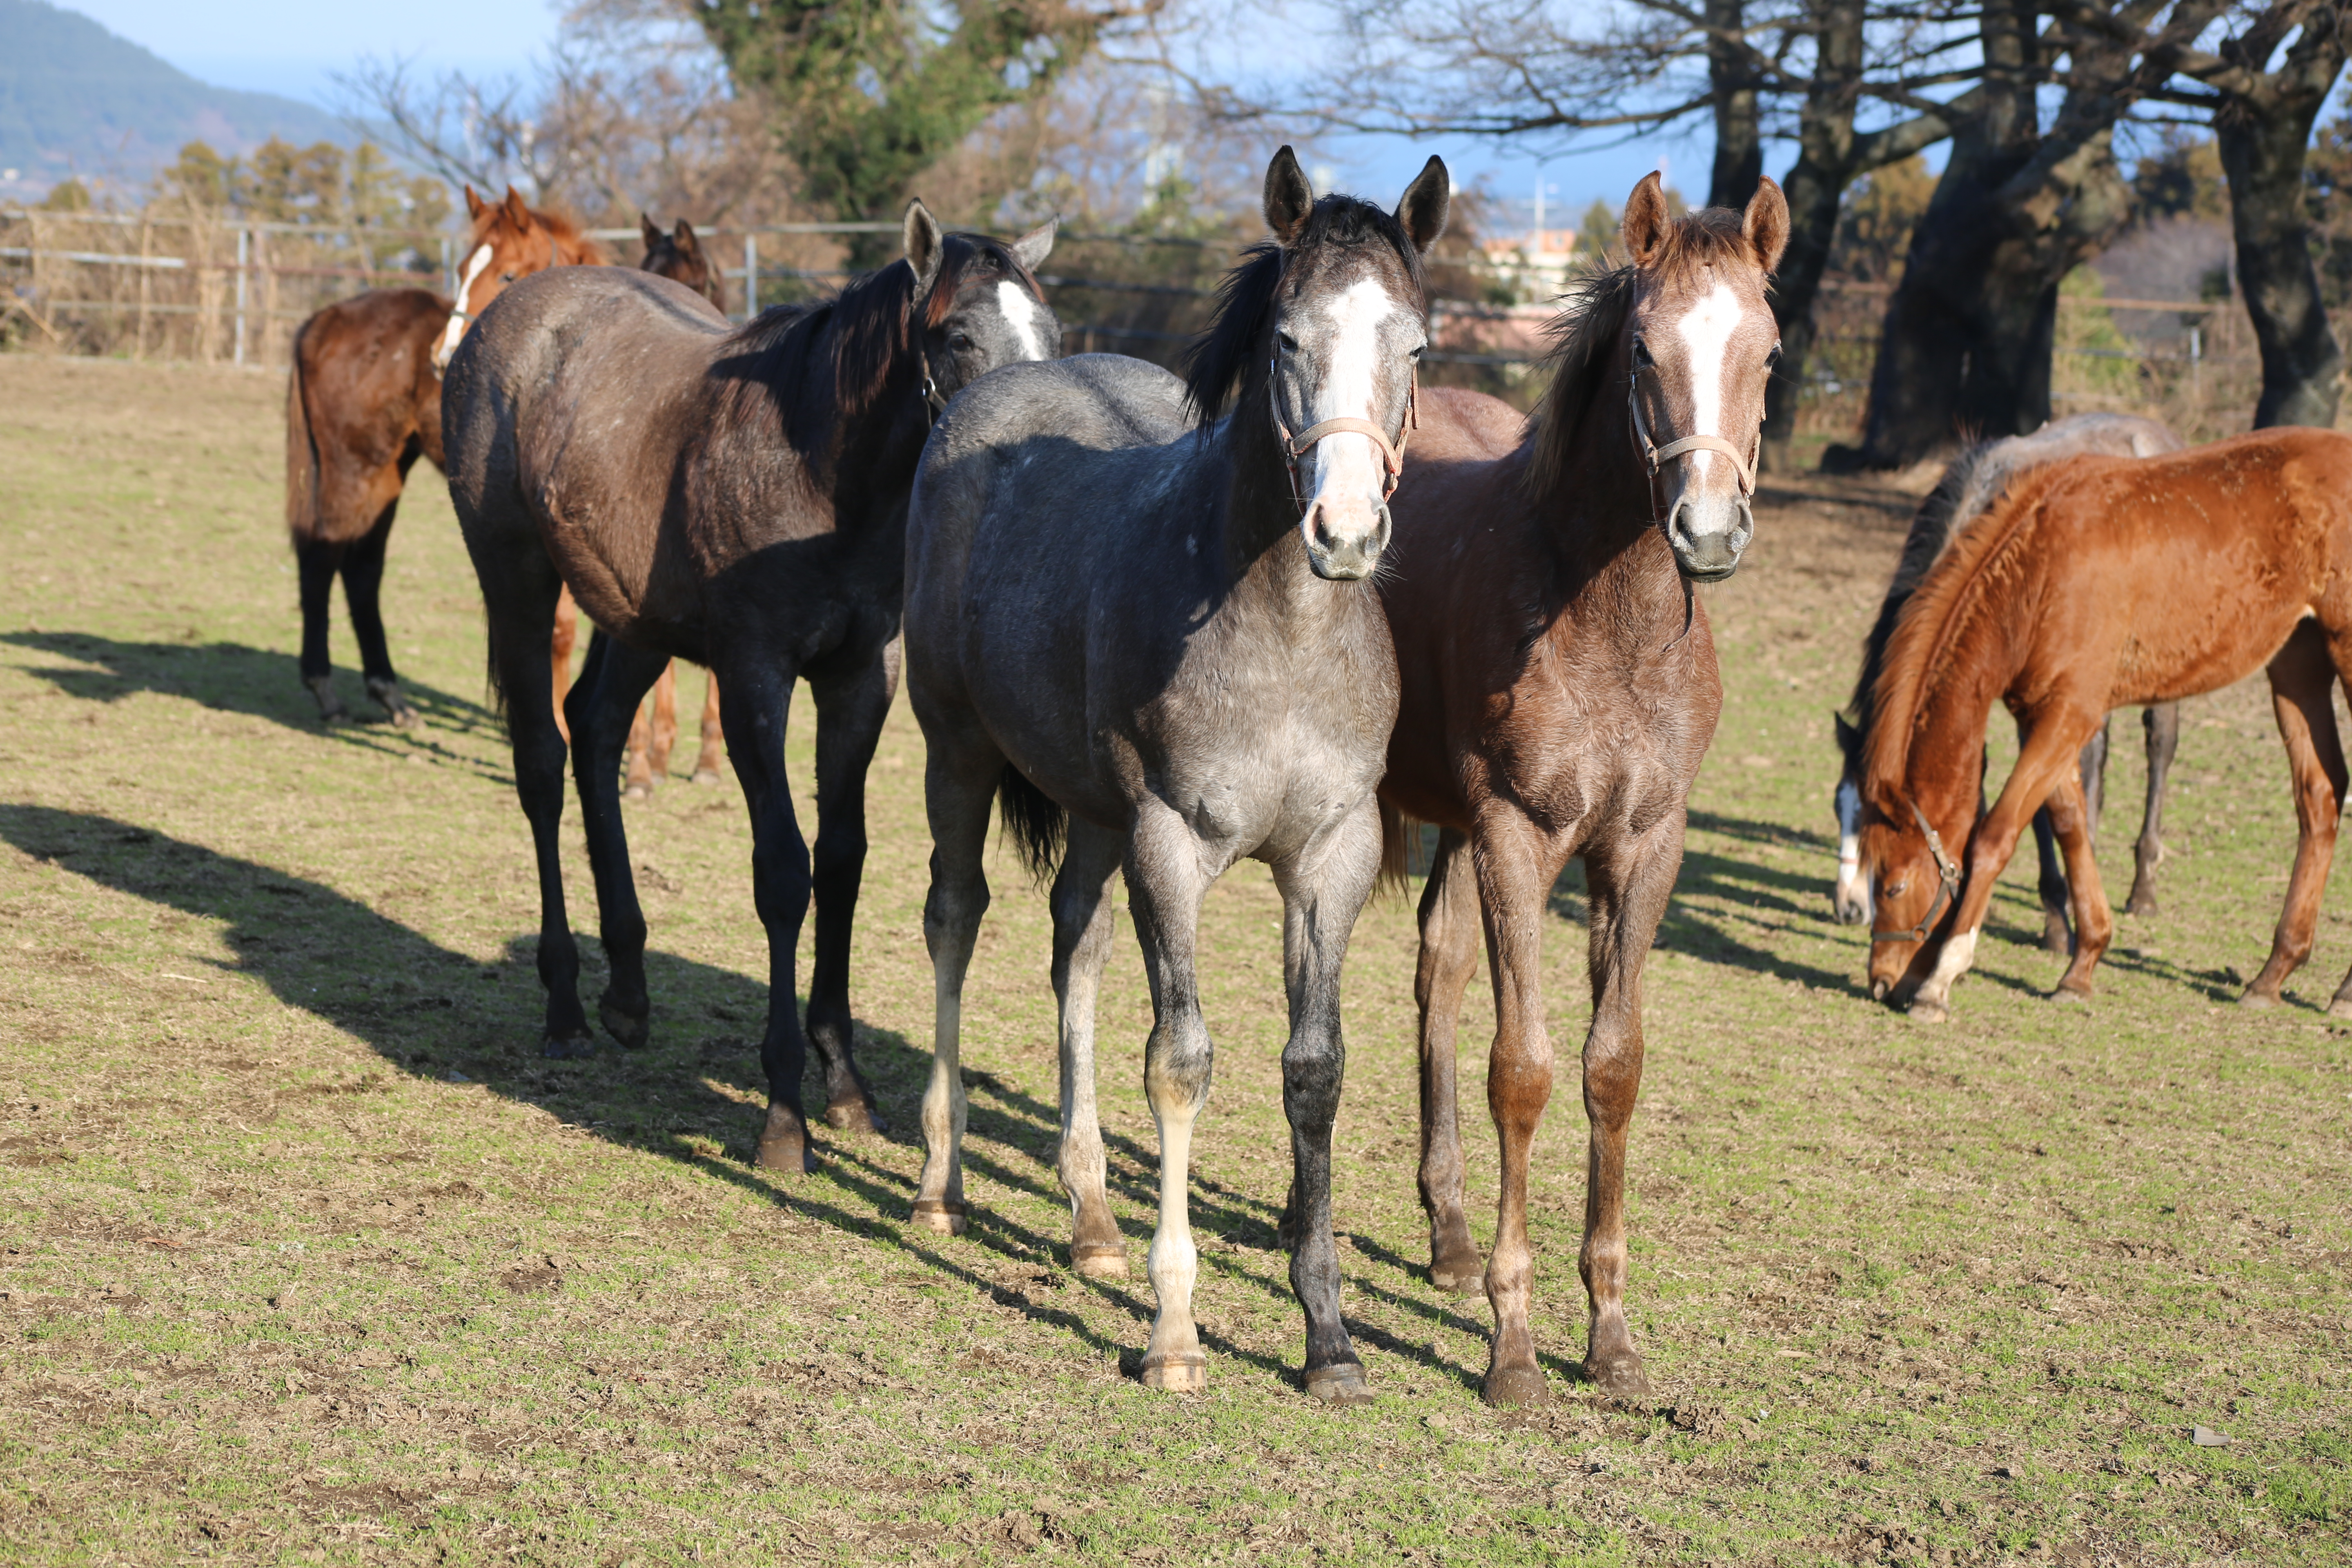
[0,205,2316,439]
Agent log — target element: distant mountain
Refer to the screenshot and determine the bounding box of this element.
[0,0,347,199]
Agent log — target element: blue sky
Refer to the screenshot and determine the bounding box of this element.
[58,0,1708,223]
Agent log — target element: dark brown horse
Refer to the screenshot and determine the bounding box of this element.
[1378,174,1788,1404]
[444,204,1059,1182]
[285,187,605,724]
[1862,426,2352,1021]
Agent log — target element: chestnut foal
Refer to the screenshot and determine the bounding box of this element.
[1379,174,1788,1404]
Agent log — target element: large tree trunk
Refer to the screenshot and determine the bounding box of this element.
[1705,0,1762,210]
[1837,0,2142,469]
[2213,6,2348,428]
[1757,0,1862,472]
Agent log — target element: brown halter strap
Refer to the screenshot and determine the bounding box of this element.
[1871,798,1962,945]
[1270,362,1417,516]
[1626,370,1759,506]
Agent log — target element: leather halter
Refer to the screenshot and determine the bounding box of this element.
[917,343,950,421]
[1871,799,1962,945]
[1626,368,1758,521]
[1270,357,1417,516]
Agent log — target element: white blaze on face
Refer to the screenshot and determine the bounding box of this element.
[1834,777,1868,915]
[1670,279,1748,482]
[433,245,496,371]
[993,280,1049,362]
[1300,275,1409,506]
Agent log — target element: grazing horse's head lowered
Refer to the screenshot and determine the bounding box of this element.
[1536,173,1787,582]
[1185,146,1450,581]
[431,186,606,372]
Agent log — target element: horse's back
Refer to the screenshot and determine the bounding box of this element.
[1418,385,1529,458]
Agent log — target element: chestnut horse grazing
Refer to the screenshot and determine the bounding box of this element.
[904,149,1448,1403]
[1832,414,2185,949]
[445,204,1059,1180]
[1862,426,2352,1022]
[1379,174,1788,1404]
[285,187,605,724]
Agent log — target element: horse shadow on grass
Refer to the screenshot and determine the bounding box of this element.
[1,805,1508,1394]
[0,630,506,774]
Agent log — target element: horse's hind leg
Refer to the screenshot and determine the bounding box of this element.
[570,630,670,1049]
[295,537,347,721]
[1414,827,1486,1294]
[692,672,725,784]
[2247,624,2345,1008]
[622,662,677,801]
[339,509,416,728]
[550,585,579,745]
[912,717,1002,1227]
[1052,819,1128,1277]
[804,644,895,1133]
[2030,808,2072,956]
[2042,771,2114,1000]
[2125,703,2181,917]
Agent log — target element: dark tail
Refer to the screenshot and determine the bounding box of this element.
[283,320,319,541]
[997,764,1067,886]
[1378,797,1416,894]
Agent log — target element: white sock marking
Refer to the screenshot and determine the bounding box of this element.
[434,244,495,370]
[994,280,1049,362]
[1671,280,1746,482]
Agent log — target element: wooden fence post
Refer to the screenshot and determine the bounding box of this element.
[233,225,249,366]
[744,232,758,321]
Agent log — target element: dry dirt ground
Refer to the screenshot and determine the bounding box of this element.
[0,354,2346,1566]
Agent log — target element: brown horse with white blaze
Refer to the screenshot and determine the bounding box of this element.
[285,187,605,723]
[1377,173,1788,1404]
[1862,426,2352,1022]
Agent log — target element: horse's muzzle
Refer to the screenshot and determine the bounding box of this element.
[1667,494,1751,581]
[1303,500,1391,582]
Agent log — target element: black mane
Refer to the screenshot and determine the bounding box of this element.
[1180,195,1430,424]
[715,232,1037,474]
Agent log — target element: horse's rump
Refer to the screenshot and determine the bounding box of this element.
[285,315,320,540]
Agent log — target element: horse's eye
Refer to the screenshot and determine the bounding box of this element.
[1276,332,1299,354]
[1885,880,1908,898]
[1766,342,1784,368]
[1631,337,1654,369]
[949,332,973,352]
[500,272,516,283]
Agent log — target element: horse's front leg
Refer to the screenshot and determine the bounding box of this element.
[1900,710,2103,1022]
[692,670,726,785]
[1470,805,1569,1407]
[1413,827,1486,1293]
[569,630,670,1050]
[1272,804,1383,1405]
[1051,819,1129,1276]
[804,639,898,1132]
[909,721,1002,1233]
[2249,625,2345,1008]
[1126,803,1213,1393]
[2126,702,2181,918]
[720,650,819,1172]
[2040,770,2114,1001]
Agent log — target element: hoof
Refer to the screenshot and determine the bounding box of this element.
[824,1096,886,1134]
[1071,1241,1128,1279]
[1577,1350,1653,1401]
[367,679,419,729]
[621,780,652,803]
[1480,1365,1550,1409]
[690,768,723,786]
[598,997,650,1050]
[2038,915,2072,956]
[541,1031,597,1059]
[1905,996,1949,1024]
[1430,1256,1486,1296]
[1142,1350,1207,1393]
[2049,985,2090,1006]
[2124,896,2158,919]
[307,680,349,722]
[1305,1363,1372,1406]
[910,1199,968,1236]
[2238,987,2278,1010]
[2328,996,2352,1021]
[756,1133,813,1174]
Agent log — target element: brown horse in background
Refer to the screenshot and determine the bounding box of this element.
[1376,174,1788,1405]
[1862,426,2352,1022]
[285,187,605,723]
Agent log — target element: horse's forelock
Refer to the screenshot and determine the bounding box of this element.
[922,234,1041,330]
[1183,195,1430,424]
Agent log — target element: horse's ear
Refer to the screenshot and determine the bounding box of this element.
[1010,217,1056,272]
[1395,156,1450,256]
[903,198,945,294]
[1263,146,1314,246]
[1833,711,1859,759]
[640,212,661,252]
[672,218,699,259]
[1622,172,1671,267]
[1744,176,1790,274]
[464,185,486,222]
[501,186,530,229]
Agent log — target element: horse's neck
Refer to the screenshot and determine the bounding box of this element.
[826,375,927,526]
[1897,637,2011,825]
[1531,399,1686,633]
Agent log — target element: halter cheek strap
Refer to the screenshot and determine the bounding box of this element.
[1270,362,1417,517]
[1627,372,1759,505]
[1871,799,1963,946]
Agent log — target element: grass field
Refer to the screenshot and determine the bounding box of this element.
[0,353,2346,1566]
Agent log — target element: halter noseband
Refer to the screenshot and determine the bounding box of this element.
[1626,368,1759,523]
[1270,356,1417,517]
[1871,799,1962,946]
